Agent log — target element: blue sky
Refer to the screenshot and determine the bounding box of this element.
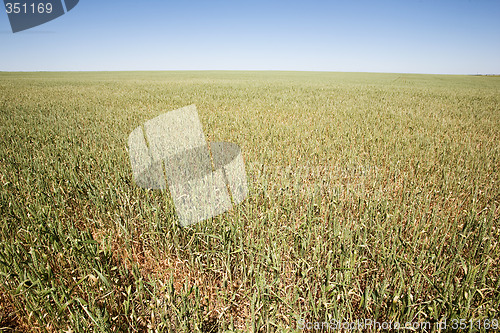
[1,0,499,74]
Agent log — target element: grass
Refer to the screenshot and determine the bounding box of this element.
[0,71,499,332]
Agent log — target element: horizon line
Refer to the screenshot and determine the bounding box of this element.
[1,69,499,76]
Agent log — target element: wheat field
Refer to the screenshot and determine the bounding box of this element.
[0,71,499,331]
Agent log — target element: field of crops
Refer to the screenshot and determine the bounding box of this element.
[0,71,499,331]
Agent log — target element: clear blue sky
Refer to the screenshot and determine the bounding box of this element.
[1,0,499,74]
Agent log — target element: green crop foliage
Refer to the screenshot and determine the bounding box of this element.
[0,71,499,332]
